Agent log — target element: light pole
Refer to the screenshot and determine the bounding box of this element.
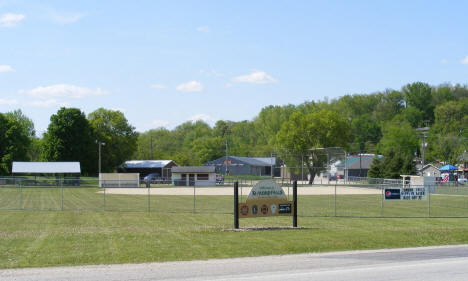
[98,141,105,175]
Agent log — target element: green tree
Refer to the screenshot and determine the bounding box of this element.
[426,98,468,163]
[276,110,351,183]
[373,90,405,123]
[367,157,383,178]
[5,109,35,137]
[0,113,30,174]
[6,109,39,160]
[350,114,381,152]
[375,120,418,178]
[41,108,96,175]
[88,108,138,172]
[403,82,434,122]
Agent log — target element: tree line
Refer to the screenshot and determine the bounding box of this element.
[1,82,467,178]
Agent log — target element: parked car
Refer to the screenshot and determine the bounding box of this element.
[458,178,467,184]
[216,174,224,184]
[144,173,161,183]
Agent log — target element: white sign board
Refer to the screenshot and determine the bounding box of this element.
[384,187,427,200]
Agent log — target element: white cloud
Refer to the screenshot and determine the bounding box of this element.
[28,99,69,108]
[50,12,84,24]
[0,98,18,105]
[0,65,14,72]
[232,70,277,84]
[176,80,204,92]
[19,84,108,99]
[151,120,169,128]
[461,56,468,65]
[196,26,210,32]
[0,13,25,27]
[188,114,213,123]
[150,84,166,89]
[441,58,448,64]
[224,82,233,88]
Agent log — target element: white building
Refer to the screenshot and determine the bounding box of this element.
[172,166,216,186]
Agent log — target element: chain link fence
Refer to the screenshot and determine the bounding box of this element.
[1,176,468,217]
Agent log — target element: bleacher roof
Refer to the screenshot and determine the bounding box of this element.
[12,162,81,174]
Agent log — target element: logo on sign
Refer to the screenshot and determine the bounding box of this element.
[252,205,258,215]
[261,204,268,215]
[270,204,277,214]
[240,205,249,216]
[384,188,401,200]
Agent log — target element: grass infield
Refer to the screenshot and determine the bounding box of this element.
[1,187,468,268]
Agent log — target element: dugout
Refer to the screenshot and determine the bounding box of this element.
[118,160,178,179]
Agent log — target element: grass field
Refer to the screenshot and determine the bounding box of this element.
[1,186,468,269]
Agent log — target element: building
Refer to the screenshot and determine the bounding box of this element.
[205,156,279,176]
[344,154,379,178]
[118,160,177,179]
[172,166,216,186]
[457,152,468,178]
[419,164,441,177]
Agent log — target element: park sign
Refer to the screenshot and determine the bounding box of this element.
[238,180,295,218]
[384,187,427,200]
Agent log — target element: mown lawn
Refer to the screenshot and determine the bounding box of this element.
[1,186,468,268]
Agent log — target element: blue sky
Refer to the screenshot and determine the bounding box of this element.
[1,0,468,135]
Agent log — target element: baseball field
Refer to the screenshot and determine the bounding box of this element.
[1,184,468,268]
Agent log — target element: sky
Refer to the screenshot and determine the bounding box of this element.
[1,0,468,135]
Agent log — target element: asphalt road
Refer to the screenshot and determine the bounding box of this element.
[2,245,468,281]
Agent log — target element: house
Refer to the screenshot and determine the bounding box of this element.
[419,164,441,177]
[205,156,279,177]
[118,160,178,179]
[457,152,468,177]
[172,166,216,186]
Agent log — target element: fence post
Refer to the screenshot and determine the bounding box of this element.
[234,181,239,229]
[334,181,337,217]
[19,179,22,210]
[147,185,150,213]
[381,185,384,217]
[60,178,63,211]
[193,183,196,213]
[428,186,431,217]
[103,187,106,212]
[293,180,297,227]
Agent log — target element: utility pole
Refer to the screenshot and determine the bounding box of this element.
[359,150,362,178]
[225,138,228,175]
[98,141,105,175]
[416,125,430,173]
[150,135,153,160]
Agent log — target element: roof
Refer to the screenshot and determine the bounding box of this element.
[172,166,216,173]
[420,164,439,171]
[229,156,276,166]
[345,156,376,170]
[12,162,81,174]
[122,160,175,169]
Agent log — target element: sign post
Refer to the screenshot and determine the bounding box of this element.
[293,180,297,227]
[234,181,239,229]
